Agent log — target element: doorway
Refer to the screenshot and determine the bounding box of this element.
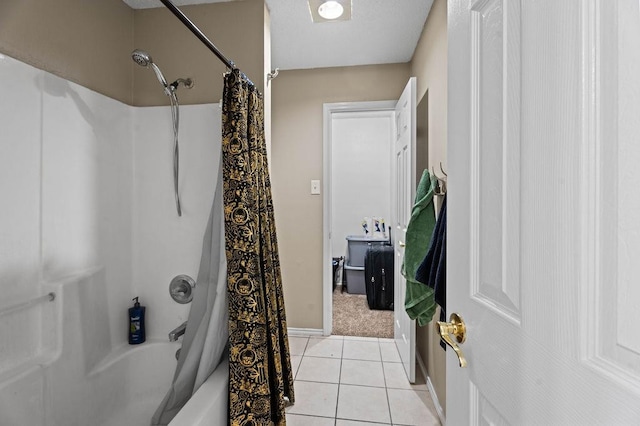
[322,101,396,337]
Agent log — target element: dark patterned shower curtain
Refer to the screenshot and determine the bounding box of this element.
[222,69,295,426]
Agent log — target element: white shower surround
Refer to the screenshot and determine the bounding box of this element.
[132,102,220,340]
[0,54,225,425]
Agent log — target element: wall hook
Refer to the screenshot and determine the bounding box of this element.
[439,162,447,177]
[432,166,447,196]
[267,68,280,85]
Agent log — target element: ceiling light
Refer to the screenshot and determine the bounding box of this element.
[308,0,351,23]
[318,1,344,20]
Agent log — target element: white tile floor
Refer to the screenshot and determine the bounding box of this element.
[286,335,441,426]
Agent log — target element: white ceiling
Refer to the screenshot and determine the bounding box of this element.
[123,0,434,71]
[123,0,232,8]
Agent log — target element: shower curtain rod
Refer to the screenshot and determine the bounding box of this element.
[159,0,235,70]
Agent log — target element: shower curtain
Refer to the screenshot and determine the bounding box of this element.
[222,69,294,425]
[152,69,294,425]
[151,155,229,425]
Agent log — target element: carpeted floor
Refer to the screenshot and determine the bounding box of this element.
[332,287,394,338]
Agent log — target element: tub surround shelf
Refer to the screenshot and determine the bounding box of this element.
[88,339,179,377]
[0,354,56,386]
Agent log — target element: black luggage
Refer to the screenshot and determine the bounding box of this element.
[364,245,394,310]
[332,256,344,291]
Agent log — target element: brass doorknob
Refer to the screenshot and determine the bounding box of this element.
[436,313,467,368]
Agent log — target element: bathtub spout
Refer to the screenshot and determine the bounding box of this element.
[169,321,187,342]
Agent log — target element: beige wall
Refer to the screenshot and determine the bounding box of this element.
[410,0,448,414]
[412,0,448,171]
[133,0,266,106]
[264,3,272,166]
[0,0,134,103]
[0,0,266,106]
[271,64,410,329]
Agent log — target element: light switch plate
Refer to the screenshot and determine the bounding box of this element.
[311,180,321,195]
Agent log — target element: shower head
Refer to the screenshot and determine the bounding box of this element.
[131,49,170,94]
[131,49,152,67]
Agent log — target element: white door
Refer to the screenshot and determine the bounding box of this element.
[447,0,640,424]
[393,77,417,383]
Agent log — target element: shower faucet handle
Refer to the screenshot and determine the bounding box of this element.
[169,274,195,304]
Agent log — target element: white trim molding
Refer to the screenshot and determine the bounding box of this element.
[287,327,324,337]
[322,100,397,336]
[416,351,446,425]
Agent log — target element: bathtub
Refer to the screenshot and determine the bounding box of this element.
[168,358,228,426]
[0,269,227,426]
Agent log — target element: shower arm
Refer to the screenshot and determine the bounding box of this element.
[170,78,194,90]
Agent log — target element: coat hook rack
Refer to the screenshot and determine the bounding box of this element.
[432,163,447,196]
[439,162,447,177]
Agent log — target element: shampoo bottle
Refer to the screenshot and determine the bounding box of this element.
[128,297,146,344]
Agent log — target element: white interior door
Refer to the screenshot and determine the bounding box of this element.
[393,77,416,383]
[447,0,640,424]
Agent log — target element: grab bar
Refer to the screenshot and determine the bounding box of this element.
[0,292,56,317]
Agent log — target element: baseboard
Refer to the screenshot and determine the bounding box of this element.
[416,352,446,425]
[288,327,324,337]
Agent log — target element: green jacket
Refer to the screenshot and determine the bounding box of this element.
[402,170,437,326]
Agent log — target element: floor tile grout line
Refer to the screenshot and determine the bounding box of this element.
[293,356,299,380]
[334,335,345,422]
[287,413,336,420]
[304,354,343,359]
[296,336,310,379]
[335,417,393,425]
[302,381,386,390]
[380,339,394,426]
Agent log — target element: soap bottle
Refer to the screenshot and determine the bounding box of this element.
[128,297,146,345]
